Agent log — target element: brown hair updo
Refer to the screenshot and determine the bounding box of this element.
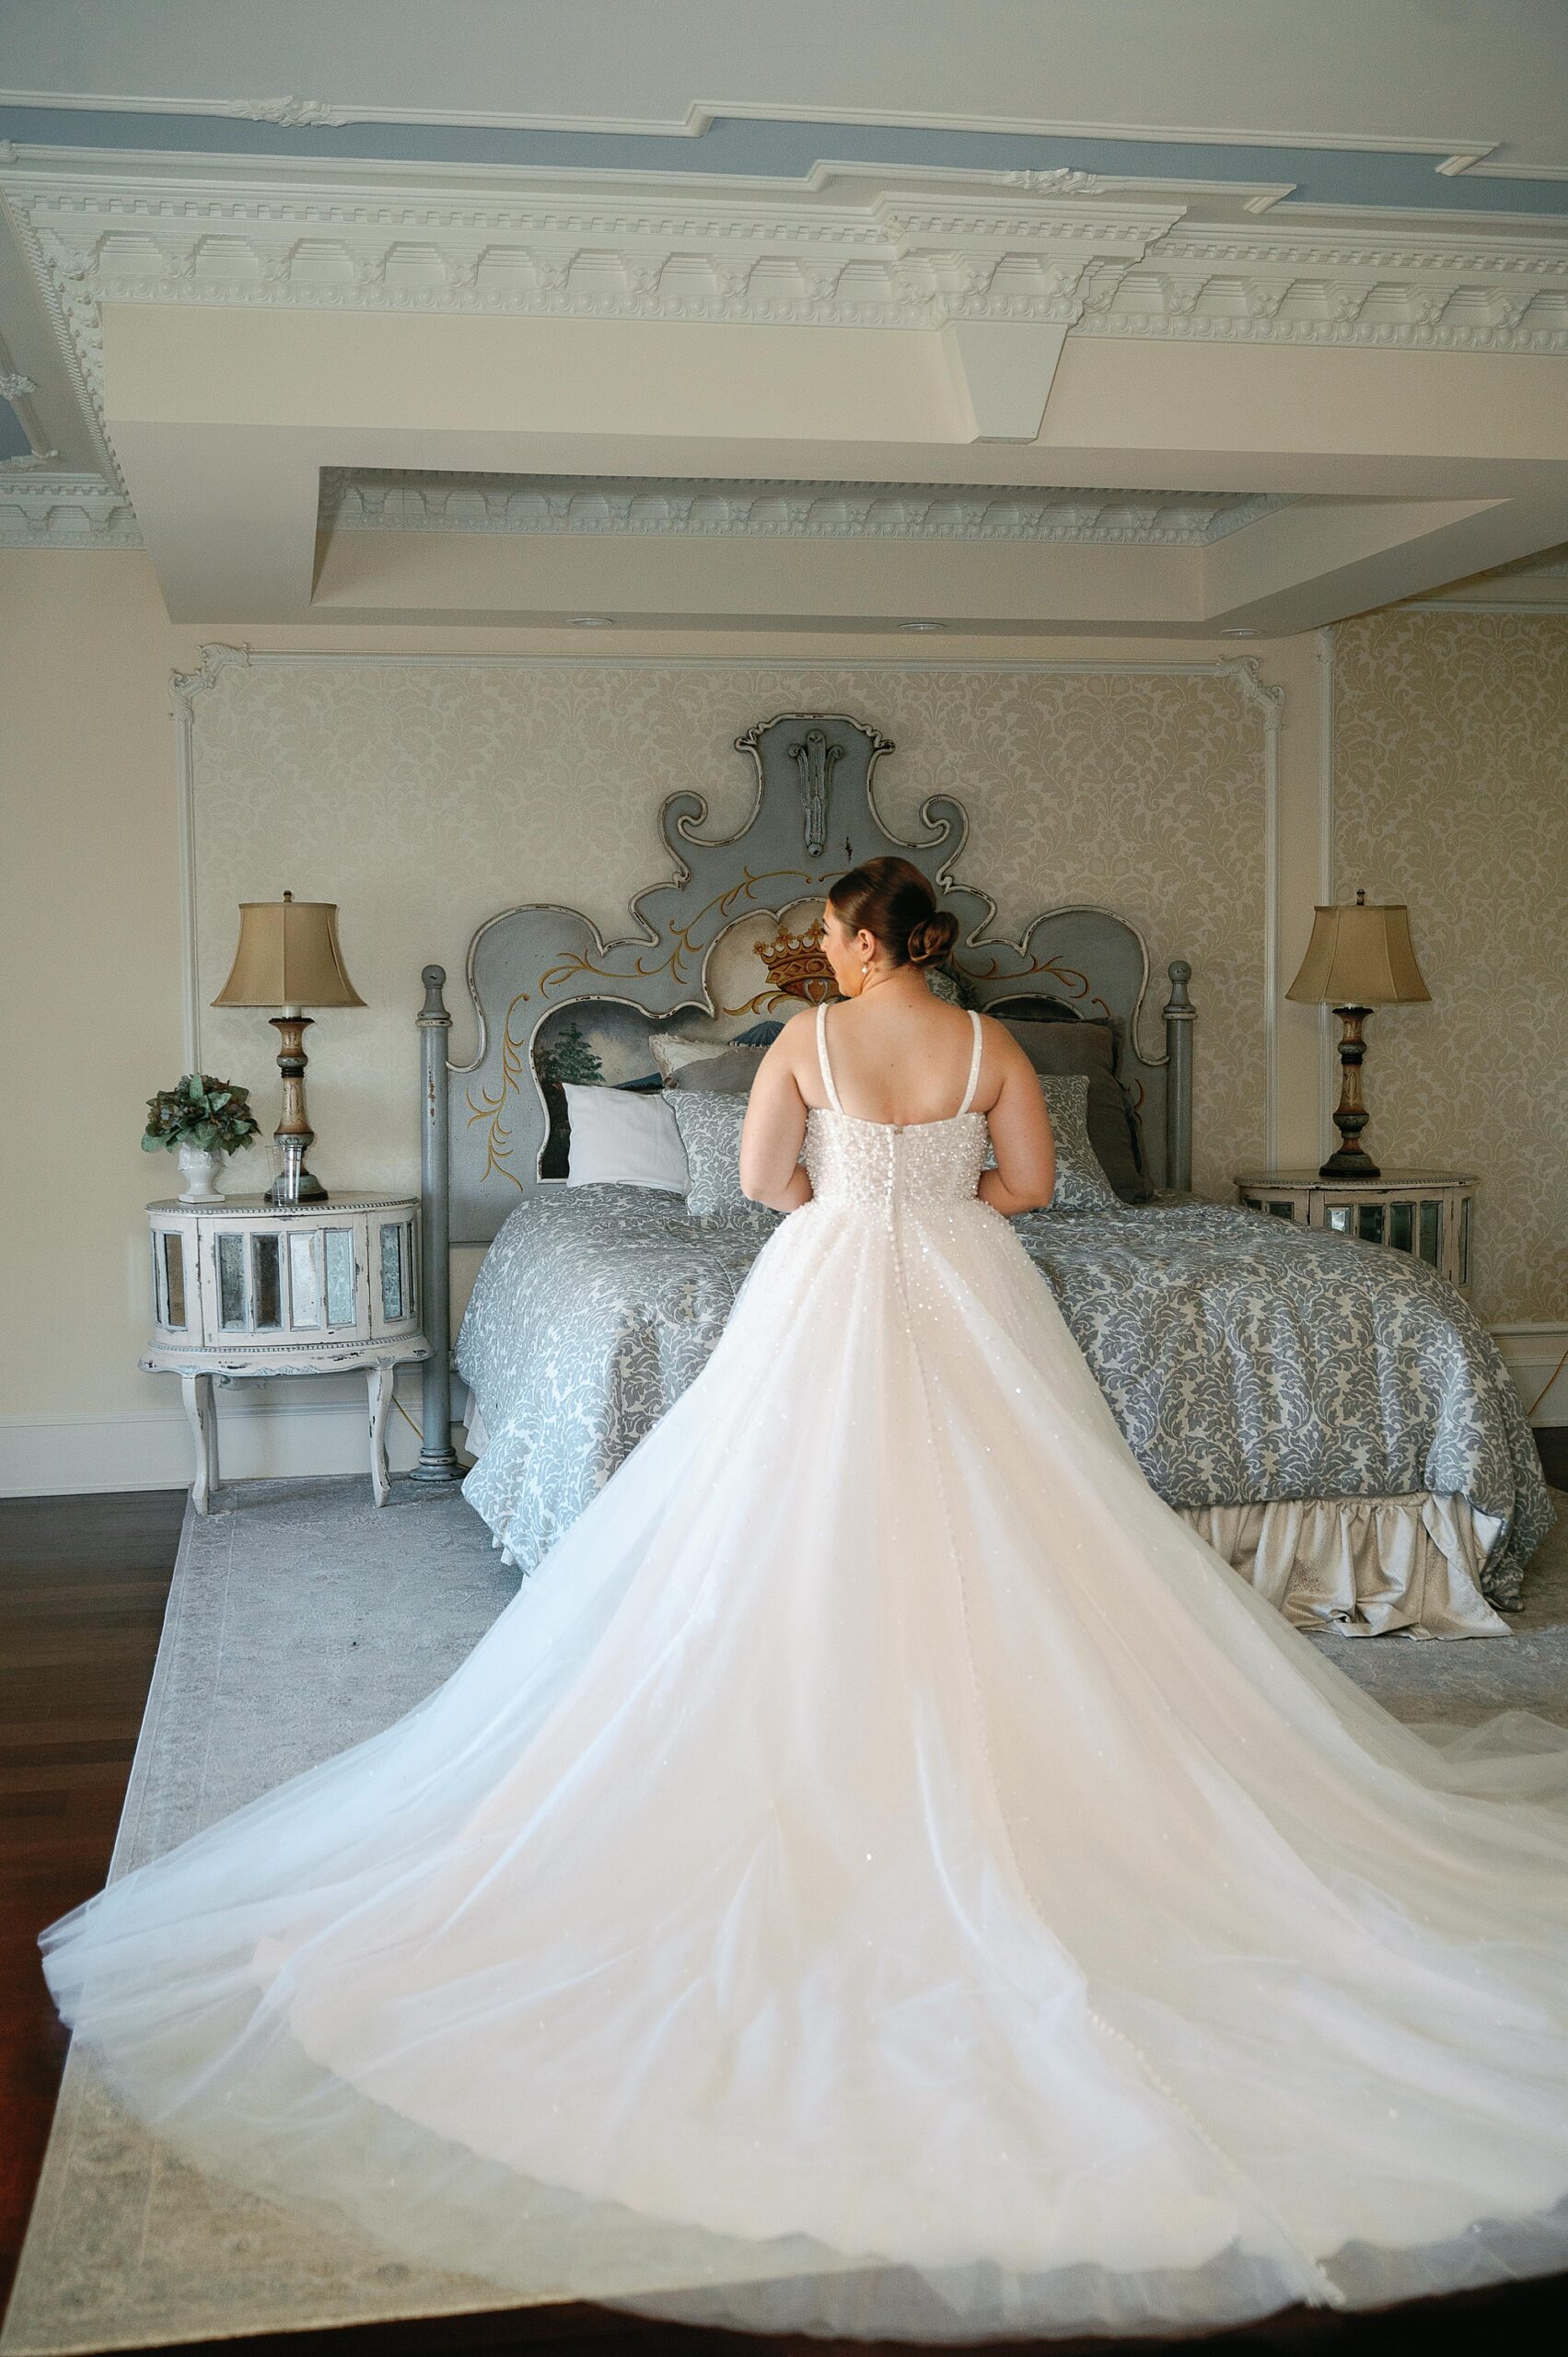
[828,854,959,970]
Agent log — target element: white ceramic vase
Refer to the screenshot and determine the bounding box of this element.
[177,1140,225,1203]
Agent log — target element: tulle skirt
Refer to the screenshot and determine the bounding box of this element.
[41,1189,1568,2340]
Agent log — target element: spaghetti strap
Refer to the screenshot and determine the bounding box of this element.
[816,1002,844,1114]
[957,1008,983,1116]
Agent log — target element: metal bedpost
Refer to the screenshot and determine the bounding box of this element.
[411,965,460,1484]
[1163,959,1194,1195]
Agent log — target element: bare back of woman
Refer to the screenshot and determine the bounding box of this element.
[738,853,1057,1217]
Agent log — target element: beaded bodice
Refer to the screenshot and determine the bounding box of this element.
[803,1003,991,1212]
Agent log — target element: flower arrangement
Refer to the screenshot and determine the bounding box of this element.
[143,1074,261,1158]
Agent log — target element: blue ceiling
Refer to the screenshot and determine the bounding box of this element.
[2,106,1565,220]
[0,397,32,459]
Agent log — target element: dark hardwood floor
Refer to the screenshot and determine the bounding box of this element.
[3,1482,1565,2357]
[0,1486,186,2320]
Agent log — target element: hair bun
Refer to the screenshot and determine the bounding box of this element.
[905,910,958,968]
[827,854,959,972]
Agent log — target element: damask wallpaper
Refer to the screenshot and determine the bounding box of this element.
[1333,610,1568,1325]
[190,656,1271,1212]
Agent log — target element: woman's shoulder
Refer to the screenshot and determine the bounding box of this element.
[972,1006,1031,1069]
[759,1003,819,1067]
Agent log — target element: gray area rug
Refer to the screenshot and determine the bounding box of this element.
[6,1475,1565,2354]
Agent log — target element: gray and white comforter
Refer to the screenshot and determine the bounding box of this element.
[457,1188,1552,1609]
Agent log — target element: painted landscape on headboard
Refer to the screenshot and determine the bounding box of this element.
[493,895,840,1177]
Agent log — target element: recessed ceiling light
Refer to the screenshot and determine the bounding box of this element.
[897,620,945,633]
[1219,626,1262,638]
[567,614,615,627]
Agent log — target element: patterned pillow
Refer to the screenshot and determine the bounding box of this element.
[982,1073,1120,1213]
[668,1092,754,1216]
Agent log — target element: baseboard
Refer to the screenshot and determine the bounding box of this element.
[0,1371,470,1498]
[3,1331,1560,1500]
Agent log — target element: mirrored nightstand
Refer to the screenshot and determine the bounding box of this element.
[1233,1170,1477,1296]
[142,1194,431,1511]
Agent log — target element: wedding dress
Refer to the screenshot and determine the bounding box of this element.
[41,1005,1568,2343]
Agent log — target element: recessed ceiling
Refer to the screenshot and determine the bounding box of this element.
[3,3,1566,629]
[318,471,1295,546]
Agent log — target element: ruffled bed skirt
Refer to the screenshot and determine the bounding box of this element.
[470,1398,1509,1643]
[1179,1492,1510,1641]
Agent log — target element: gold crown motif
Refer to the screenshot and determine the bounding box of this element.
[758,920,837,1004]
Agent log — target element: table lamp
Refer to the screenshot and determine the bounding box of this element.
[212,892,366,1203]
[1284,888,1431,1179]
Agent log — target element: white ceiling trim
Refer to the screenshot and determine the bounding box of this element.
[0,464,140,543]
[6,157,1567,552]
[7,159,1568,492]
[9,141,1568,233]
[319,470,1289,545]
[0,92,1516,162]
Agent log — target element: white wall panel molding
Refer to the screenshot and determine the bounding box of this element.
[167,636,1283,1173]
[318,469,1287,544]
[1225,660,1285,1174]
[1315,625,1338,1157]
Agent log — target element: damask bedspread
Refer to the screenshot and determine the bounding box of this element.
[457,1187,1553,1627]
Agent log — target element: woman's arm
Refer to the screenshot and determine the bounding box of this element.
[738,1018,815,1212]
[976,1025,1057,1215]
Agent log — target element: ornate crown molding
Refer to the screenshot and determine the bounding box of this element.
[318,468,1288,545]
[1083,227,1568,349]
[0,165,1190,477]
[0,467,141,545]
[4,160,1565,512]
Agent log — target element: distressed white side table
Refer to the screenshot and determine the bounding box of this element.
[1233,1170,1477,1296]
[142,1194,431,1512]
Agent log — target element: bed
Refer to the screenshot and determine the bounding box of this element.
[416,709,1552,1639]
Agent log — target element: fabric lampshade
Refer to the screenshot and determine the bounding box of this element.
[1284,892,1431,1008]
[212,893,366,1011]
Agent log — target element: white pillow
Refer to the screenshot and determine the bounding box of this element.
[562,1084,690,1194]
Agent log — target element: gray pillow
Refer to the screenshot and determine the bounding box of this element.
[998,1017,1151,1202]
[982,1073,1120,1213]
[667,1043,768,1095]
[668,1092,754,1216]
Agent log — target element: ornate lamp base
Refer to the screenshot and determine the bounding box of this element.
[1319,1003,1381,1179]
[265,1144,328,1204]
[265,1015,331,1204]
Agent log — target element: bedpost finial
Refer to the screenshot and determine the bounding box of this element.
[419,965,449,1021]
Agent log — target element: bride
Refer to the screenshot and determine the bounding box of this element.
[41,854,1568,2343]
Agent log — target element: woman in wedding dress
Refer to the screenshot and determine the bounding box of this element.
[41,854,1568,2344]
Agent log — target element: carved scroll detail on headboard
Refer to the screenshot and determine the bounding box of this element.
[441,712,1183,1247]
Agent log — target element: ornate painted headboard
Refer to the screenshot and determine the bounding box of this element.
[410,712,1195,1480]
